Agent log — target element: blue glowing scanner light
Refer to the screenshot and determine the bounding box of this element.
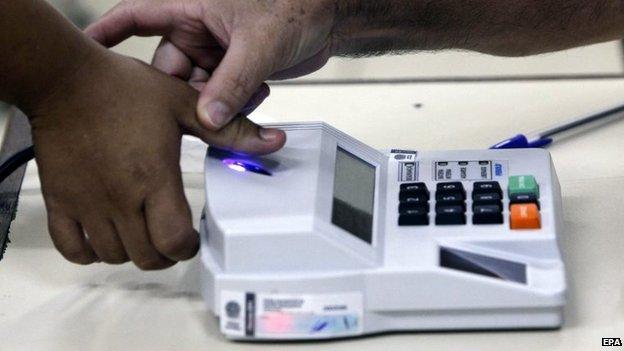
[222,158,272,176]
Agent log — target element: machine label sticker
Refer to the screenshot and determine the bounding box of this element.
[220,291,363,339]
[399,162,418,182]
[434,160,493,181]
[390,149,417,155]
[493,161,508,178]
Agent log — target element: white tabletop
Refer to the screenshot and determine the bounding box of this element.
[1,78,623,350]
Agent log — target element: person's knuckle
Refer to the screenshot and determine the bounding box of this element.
[59,246,91,265]
[113,0,133,20]
[117,0,140,26]
[45,193,74,213]
[48,226,89,264]
[99,252,129,265]
[103,164,153,208]
[103,190,142,217]
[104,185,130,205]
[153,229,197,258]
[223,117,248,150]
[119,0,136,9]
[223,73,256,104]
[134,256,168,271]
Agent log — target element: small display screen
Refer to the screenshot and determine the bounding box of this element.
[331,148,376,244]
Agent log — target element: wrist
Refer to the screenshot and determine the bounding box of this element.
[17,41,108,119]
[329,0,356,56]
[330,0,449,57]
[329,0,399,56]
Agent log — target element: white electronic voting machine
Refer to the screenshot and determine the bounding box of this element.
[199,122,566,340]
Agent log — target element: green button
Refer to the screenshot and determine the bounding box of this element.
[508,175,539,197]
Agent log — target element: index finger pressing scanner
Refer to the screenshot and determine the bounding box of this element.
[199,122,566,340]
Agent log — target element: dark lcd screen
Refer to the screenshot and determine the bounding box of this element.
[331,148,376,244]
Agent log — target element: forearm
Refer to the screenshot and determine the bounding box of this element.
[0,0,100,114]
[332,0,624,57]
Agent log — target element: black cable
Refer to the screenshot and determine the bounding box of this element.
[0,146,35,183]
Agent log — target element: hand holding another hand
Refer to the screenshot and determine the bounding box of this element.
[86,0,337,130]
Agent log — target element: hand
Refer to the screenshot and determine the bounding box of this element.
[85,0,336,130]
[28,49,286,269]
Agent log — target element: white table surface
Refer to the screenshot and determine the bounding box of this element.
[1,78,623,351]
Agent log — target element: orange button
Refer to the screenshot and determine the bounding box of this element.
[510,204,541,229]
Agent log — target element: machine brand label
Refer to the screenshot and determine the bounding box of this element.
[220,291,363,339]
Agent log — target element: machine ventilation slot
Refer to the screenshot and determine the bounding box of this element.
[440,247,527,284]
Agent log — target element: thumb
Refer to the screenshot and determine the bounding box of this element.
[197,36,275,130]
[178,105,286,156]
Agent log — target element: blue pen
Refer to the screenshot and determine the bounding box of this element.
[491,103,624,149]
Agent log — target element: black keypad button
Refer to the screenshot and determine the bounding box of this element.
[436,202,466,213]
[399,210,429,226]
[510,192,539,204]
[435,205,466,225]
[399,192,429,203]
[473,181,502,197]
[471,181,504,225]
[437,205,464,215]
[398,183,431,226]
[400,207,428,216]
[472,192,502,205]
[435,182,467,225]
[471,200,502,212]
[400,182,429,203]
[436,192,465,203]
[473,204,504,224]
[436,182,466,196]
[435,206,466,225]
[400,182,429,195]
[399,202,430,213]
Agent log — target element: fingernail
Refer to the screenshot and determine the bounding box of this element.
[259,128,279,142]
[200,101,230,128]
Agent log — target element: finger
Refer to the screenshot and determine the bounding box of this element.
[190,47,225,71]
[189,81,206,92]
[188,72,269,106]
[197,36,275,130]
[188,66,211,91]
[180,109,286,155]
[82,217,129,264]
[145,177,199,262]
[48,212,97,265]
[240,83,271,116]
[85,0,180,47]
[114,211,176,270]
[152,38,193,80]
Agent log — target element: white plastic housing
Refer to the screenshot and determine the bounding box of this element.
[199,122,566,340]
